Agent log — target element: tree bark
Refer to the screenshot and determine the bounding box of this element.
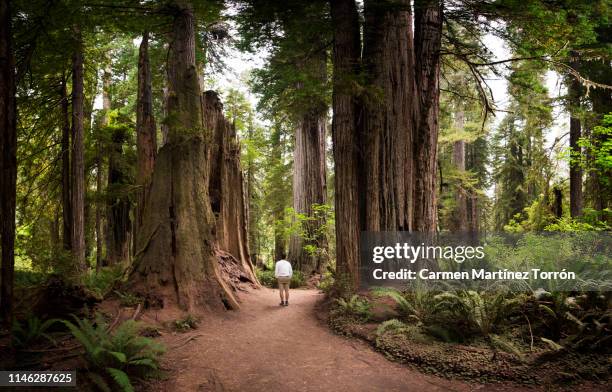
[288,50,328,275]
[136,31,157,235]
[95,56,111,270]
[0,0,16,328]
[71,25,86,271]
[568,55,583,218]
[270,127,286,262]
[206,91,257,283]
[361,0,415,233]
[60,74,72,251]
[130,0,240,311]
[412,0,442,233]
[450,109,468,231]
[106,126,131,265]
[330,0,361,290]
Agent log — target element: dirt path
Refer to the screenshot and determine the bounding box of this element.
[151,288,525,392]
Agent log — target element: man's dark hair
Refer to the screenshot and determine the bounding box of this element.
[279,250,287,259]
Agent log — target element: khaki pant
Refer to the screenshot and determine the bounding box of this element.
[277,276,291,301]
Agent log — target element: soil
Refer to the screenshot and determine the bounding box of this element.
[146,288,536,392]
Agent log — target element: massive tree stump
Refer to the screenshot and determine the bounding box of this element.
[205,91,258,285]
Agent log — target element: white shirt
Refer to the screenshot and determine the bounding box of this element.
[275,259,293,278]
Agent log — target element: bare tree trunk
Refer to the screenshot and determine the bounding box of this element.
[130,0,240,311]
[413,0,442,233]
[136,31,157,238]
[568,56,583,218]
[288,51,328,275]
[106,127,131,265]
[95,58,111,271]
[71,25,86,271]
[206,91,257,283]
[0,0,16,328]
[60,74,72,251]
[330,0,361,290]
[450,110,468,231]
[361,0,415,232]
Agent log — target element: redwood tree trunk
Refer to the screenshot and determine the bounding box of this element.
[60,74,72,251]
[206,91,257,283]
[450,109,468,231]
[95,58,111,270]
[288,52,328,274]
[106,127,131,265]
[130,0,240,311]
[568,58,583,218]
[330,0,361,290]
[0,0,16,328]
[71,25,86,271]
[413,0,442,233]
[361,0,415,232]
[136,31,157,233]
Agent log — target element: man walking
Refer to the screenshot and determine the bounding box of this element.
[275,252,293,306]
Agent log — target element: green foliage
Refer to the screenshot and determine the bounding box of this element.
[375,319,408,337]
[255,268,276,288]
[316,263,336,294]
[114,291,143,308]
[82,266,125,298]
[334,295,372,322]
[433,290,523,342]
[371,287,435,325]
[61,315,164,392]
[172,315,199,332]
[255,268,305,288]
[12,315,59,348]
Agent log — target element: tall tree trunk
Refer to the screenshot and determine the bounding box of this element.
[245,118,259,265]
[0,0,16,328]
[206,91,257,283]
[71,25,86,271]
[465,142,481,232]
[568,54,583,218]
[270,127,286,262]
[288,51,328,275]
[106,127,131,265]
[60,74,72,251]
[412,0,442,232]
[330,0,361,290]
[130,0,239,311]
[136,31,157,237]
[95,58,111,271]
[361,0,415,233]
[450,109,468,231]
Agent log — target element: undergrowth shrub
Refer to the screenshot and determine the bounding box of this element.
[83,265,125,298]
[334,295,372,321]
[62,314,164,392]
[255,268,305,288]
[12,315,59,348]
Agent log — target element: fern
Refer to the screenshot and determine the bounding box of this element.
[335,295,372,321]
[63,314,165,391]
[107,368,134,392]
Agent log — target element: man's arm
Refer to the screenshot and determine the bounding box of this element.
[288,262,293,277]
[274,262,279,277]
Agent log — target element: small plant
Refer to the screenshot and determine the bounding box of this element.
[12,315,59,348]
[255,268,276,288]
[62,314,165,392]
[335,295,372,321]
[172,315,199,332]
[255,268,305,288]
[114,290,143,307]
[290,271,305,288]
[375,319,408,337]
[83,265,126,298]
[371,287,435,324]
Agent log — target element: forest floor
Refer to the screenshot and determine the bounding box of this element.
[146,288,534,392]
